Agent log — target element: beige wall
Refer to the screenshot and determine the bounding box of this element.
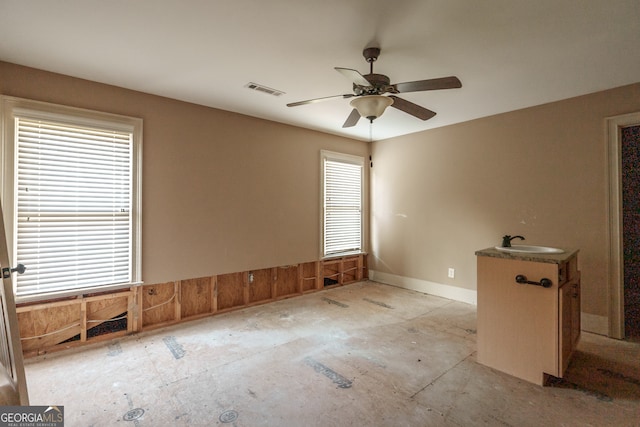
[3,60,639,326]
[370,82,640,320]
[0,62,369,284]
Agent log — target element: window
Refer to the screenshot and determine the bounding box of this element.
[321,150,364,257]
[1,96,142,302]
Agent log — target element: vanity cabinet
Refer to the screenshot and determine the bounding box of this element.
[475,248,580,385]
[560,275,581,373]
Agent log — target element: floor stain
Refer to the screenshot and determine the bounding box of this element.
[304,357,353,388]
[107,342,123,357]
[363,298,394,309]
[597,368,640,387]
[321,297,348,308]
[163,336,186,360]
[547,377,613,402]
[486,413,514,427]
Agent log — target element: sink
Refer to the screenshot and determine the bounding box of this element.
[494,245,564,254]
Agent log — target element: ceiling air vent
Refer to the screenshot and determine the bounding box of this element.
[245,82,285,97]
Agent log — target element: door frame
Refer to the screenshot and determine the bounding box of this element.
[607,112,640,339]
[0,200,28,404]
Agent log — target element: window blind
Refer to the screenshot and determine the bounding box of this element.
[324,158,362,256]
[15,117,133,298]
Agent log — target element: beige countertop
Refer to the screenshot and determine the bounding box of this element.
[475,247,579,264]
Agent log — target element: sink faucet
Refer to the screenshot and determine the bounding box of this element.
[502,235,525,247]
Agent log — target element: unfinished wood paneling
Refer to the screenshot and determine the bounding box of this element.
[217,272,245,311]
[301,261,319,292]
[129,290,138,334]
[248,269,272,304]
[142,282,177,327]
[342,258,358,284]
[16,289,135,355]
[361,254,368,279]
[18,302,82,353]
[211,275,218,313]
[17,256,367,357]
[274,266,298,298]
[321,255,366,286]
[180,277,212,319]
[323,260,341,286]
[86,294,128,338]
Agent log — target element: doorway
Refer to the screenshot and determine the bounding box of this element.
[608,112,640,339]
[622,125,640,340]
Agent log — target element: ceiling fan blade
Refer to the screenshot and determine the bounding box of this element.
[392,76,462,93]
[287,93,354,107]
[335,67,372,87]
[388,96,436,121]
[342,108,361,128]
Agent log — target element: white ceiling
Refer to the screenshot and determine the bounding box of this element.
[1,0,639,141]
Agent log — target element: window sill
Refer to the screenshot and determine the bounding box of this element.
[322,251,367,260]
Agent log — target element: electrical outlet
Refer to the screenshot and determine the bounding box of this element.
[448,268,455,279]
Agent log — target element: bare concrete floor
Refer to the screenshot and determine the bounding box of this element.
[24,281,640,426]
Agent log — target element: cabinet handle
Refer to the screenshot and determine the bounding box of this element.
[515,274,553,288]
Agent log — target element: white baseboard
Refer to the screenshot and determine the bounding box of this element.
[369,271,611,336]
[369,270,477,305]
[581,312,609,336]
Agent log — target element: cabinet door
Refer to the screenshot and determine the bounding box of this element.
[570,279,581,350]
[477,256,559,384]
[559,283,573,375]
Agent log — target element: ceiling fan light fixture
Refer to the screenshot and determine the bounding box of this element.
[350,95,394,122]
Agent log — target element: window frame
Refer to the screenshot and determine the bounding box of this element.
[1,96,142,303]
[320,150,365,258]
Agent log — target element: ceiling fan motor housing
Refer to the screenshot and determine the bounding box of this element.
[363,47,380,63]
[354,74,393,95]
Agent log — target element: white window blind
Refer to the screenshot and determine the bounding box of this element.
[14,117,134,298]
[323,154,363,256]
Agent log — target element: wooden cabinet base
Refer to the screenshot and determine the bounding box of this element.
[476,248,580,386]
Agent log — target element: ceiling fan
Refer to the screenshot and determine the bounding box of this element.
[287,47,462,128]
